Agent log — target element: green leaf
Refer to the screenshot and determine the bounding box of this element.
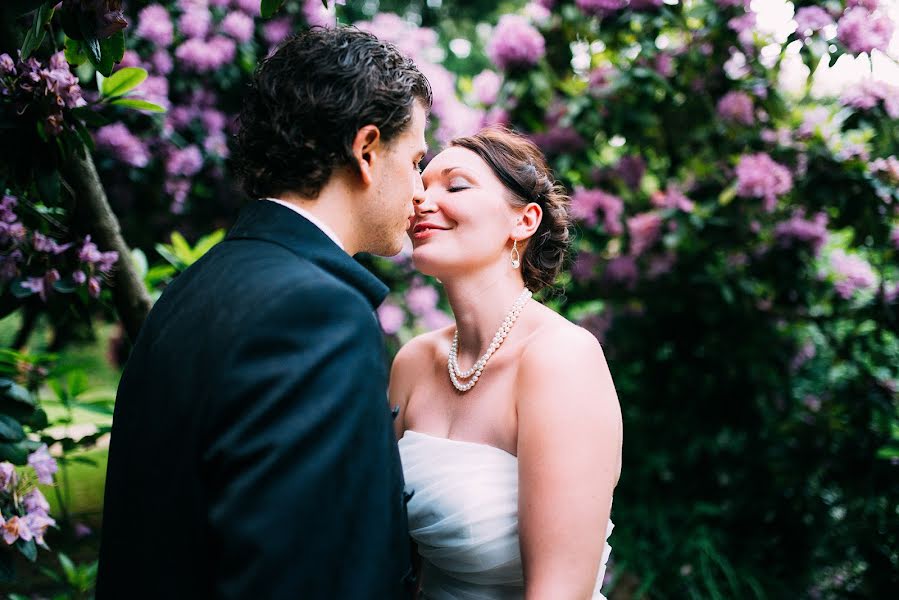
[58,553,76,582]
[170,231,192,260]
[0,414,25,442]
[1,378,34,406]
[71,106,109,127]
[69,370,88,398]
[193,229,226,257]
[64,36,88,66]
[86,30,124,77]
[20,26,45,60]
[84,35,102,66]
[261,0,287,19]
[0,441,30,463]
[100,67,147,98]
[10,279,37,299]
[131,248,149,279]
[110,97,166,113]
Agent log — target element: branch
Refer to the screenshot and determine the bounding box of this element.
[60,147,152,343]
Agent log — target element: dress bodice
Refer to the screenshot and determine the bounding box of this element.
[398,430,613,599]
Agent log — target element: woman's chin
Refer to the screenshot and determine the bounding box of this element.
[410,249,445,278]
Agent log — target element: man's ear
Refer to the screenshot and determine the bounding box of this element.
[352,125,382,186]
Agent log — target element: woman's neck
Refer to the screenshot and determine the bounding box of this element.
[443,265,530,362]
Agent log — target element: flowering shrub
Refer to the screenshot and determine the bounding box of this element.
[1,0,897,596]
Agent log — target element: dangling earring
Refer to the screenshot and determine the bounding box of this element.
[510,240,521,269]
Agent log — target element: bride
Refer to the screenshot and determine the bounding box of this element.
[390,127,623,599]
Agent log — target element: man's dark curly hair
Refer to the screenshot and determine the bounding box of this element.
[230,27,432,199]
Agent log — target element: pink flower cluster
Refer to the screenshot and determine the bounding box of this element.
[830,250,877,299]
[717,91,754,126]
[135,4,174,47]
[870,156,899,183]
[95,123,151,168]
[1,446,58,548]
[0,51,86,135]
[837,6,895,55]
[735,153,793,212]
[840,79,899,119]
[487,15,546,70]
[626,212,663,256]
[774,210,829,255]
[576,0,626,17]
[405,282,452,331]
[571,188,624,235]
[794,6,834,37]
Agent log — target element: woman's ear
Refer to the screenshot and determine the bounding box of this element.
[512,202,543,242]
[352,125,382,186]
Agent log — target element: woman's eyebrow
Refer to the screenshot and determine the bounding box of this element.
[441,166,475,180]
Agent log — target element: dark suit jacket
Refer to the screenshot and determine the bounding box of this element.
[97,200,413,599]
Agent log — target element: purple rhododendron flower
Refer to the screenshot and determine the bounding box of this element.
[571,250,599,282]
[232,0,261,14]
[627,211,663,256]
[95,123,150,168]
[25,512,55,548]
[794,6,834,37]
[28,445,57,485]
[166,145,204,177]
[150,49,173,75]
[615,155,646,191]
[604,255,638,289]
[405,284,439,316]
[830,250,877,299]
[135,4,174,47]
[0,53,15,76]
[303,0,336,28]
[2,515,33,545]
[421,308,453,331]
[774,210,829,255]
[890,226,899,249]
[23,489,50,516]
[487,15,545,70]
[840,79,899,119]
[221,11,255,43]
[32,232,72,255]
[717,91,754,125]
[651,185,695,212]
[21,277,46,301]
[377,301,405,335]
[869,156,899,183]
[576,0,626,16]
[837,7,894,55]
[472,70,502,106]
[263,17,292,46]
[0,462,16,492]
[735,153,793,212]
[178,7,211,39]
[728,13,757,48]
[175,36,236,72]
[571,188,624,235]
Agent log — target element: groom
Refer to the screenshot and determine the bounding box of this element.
[97,27,431,598]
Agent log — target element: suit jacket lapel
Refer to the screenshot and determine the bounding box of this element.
[226,200,389,308]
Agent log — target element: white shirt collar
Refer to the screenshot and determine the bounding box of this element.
[262,197,345,252]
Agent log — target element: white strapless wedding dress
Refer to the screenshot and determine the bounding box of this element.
[399,430,614,599]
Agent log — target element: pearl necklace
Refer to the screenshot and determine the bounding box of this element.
[448,288,532,393]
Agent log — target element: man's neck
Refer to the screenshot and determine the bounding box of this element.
[269,189,357,254]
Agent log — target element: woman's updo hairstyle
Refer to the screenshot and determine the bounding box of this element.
[450,126,571,291]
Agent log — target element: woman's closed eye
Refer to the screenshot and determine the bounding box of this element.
[447,178,471,192]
